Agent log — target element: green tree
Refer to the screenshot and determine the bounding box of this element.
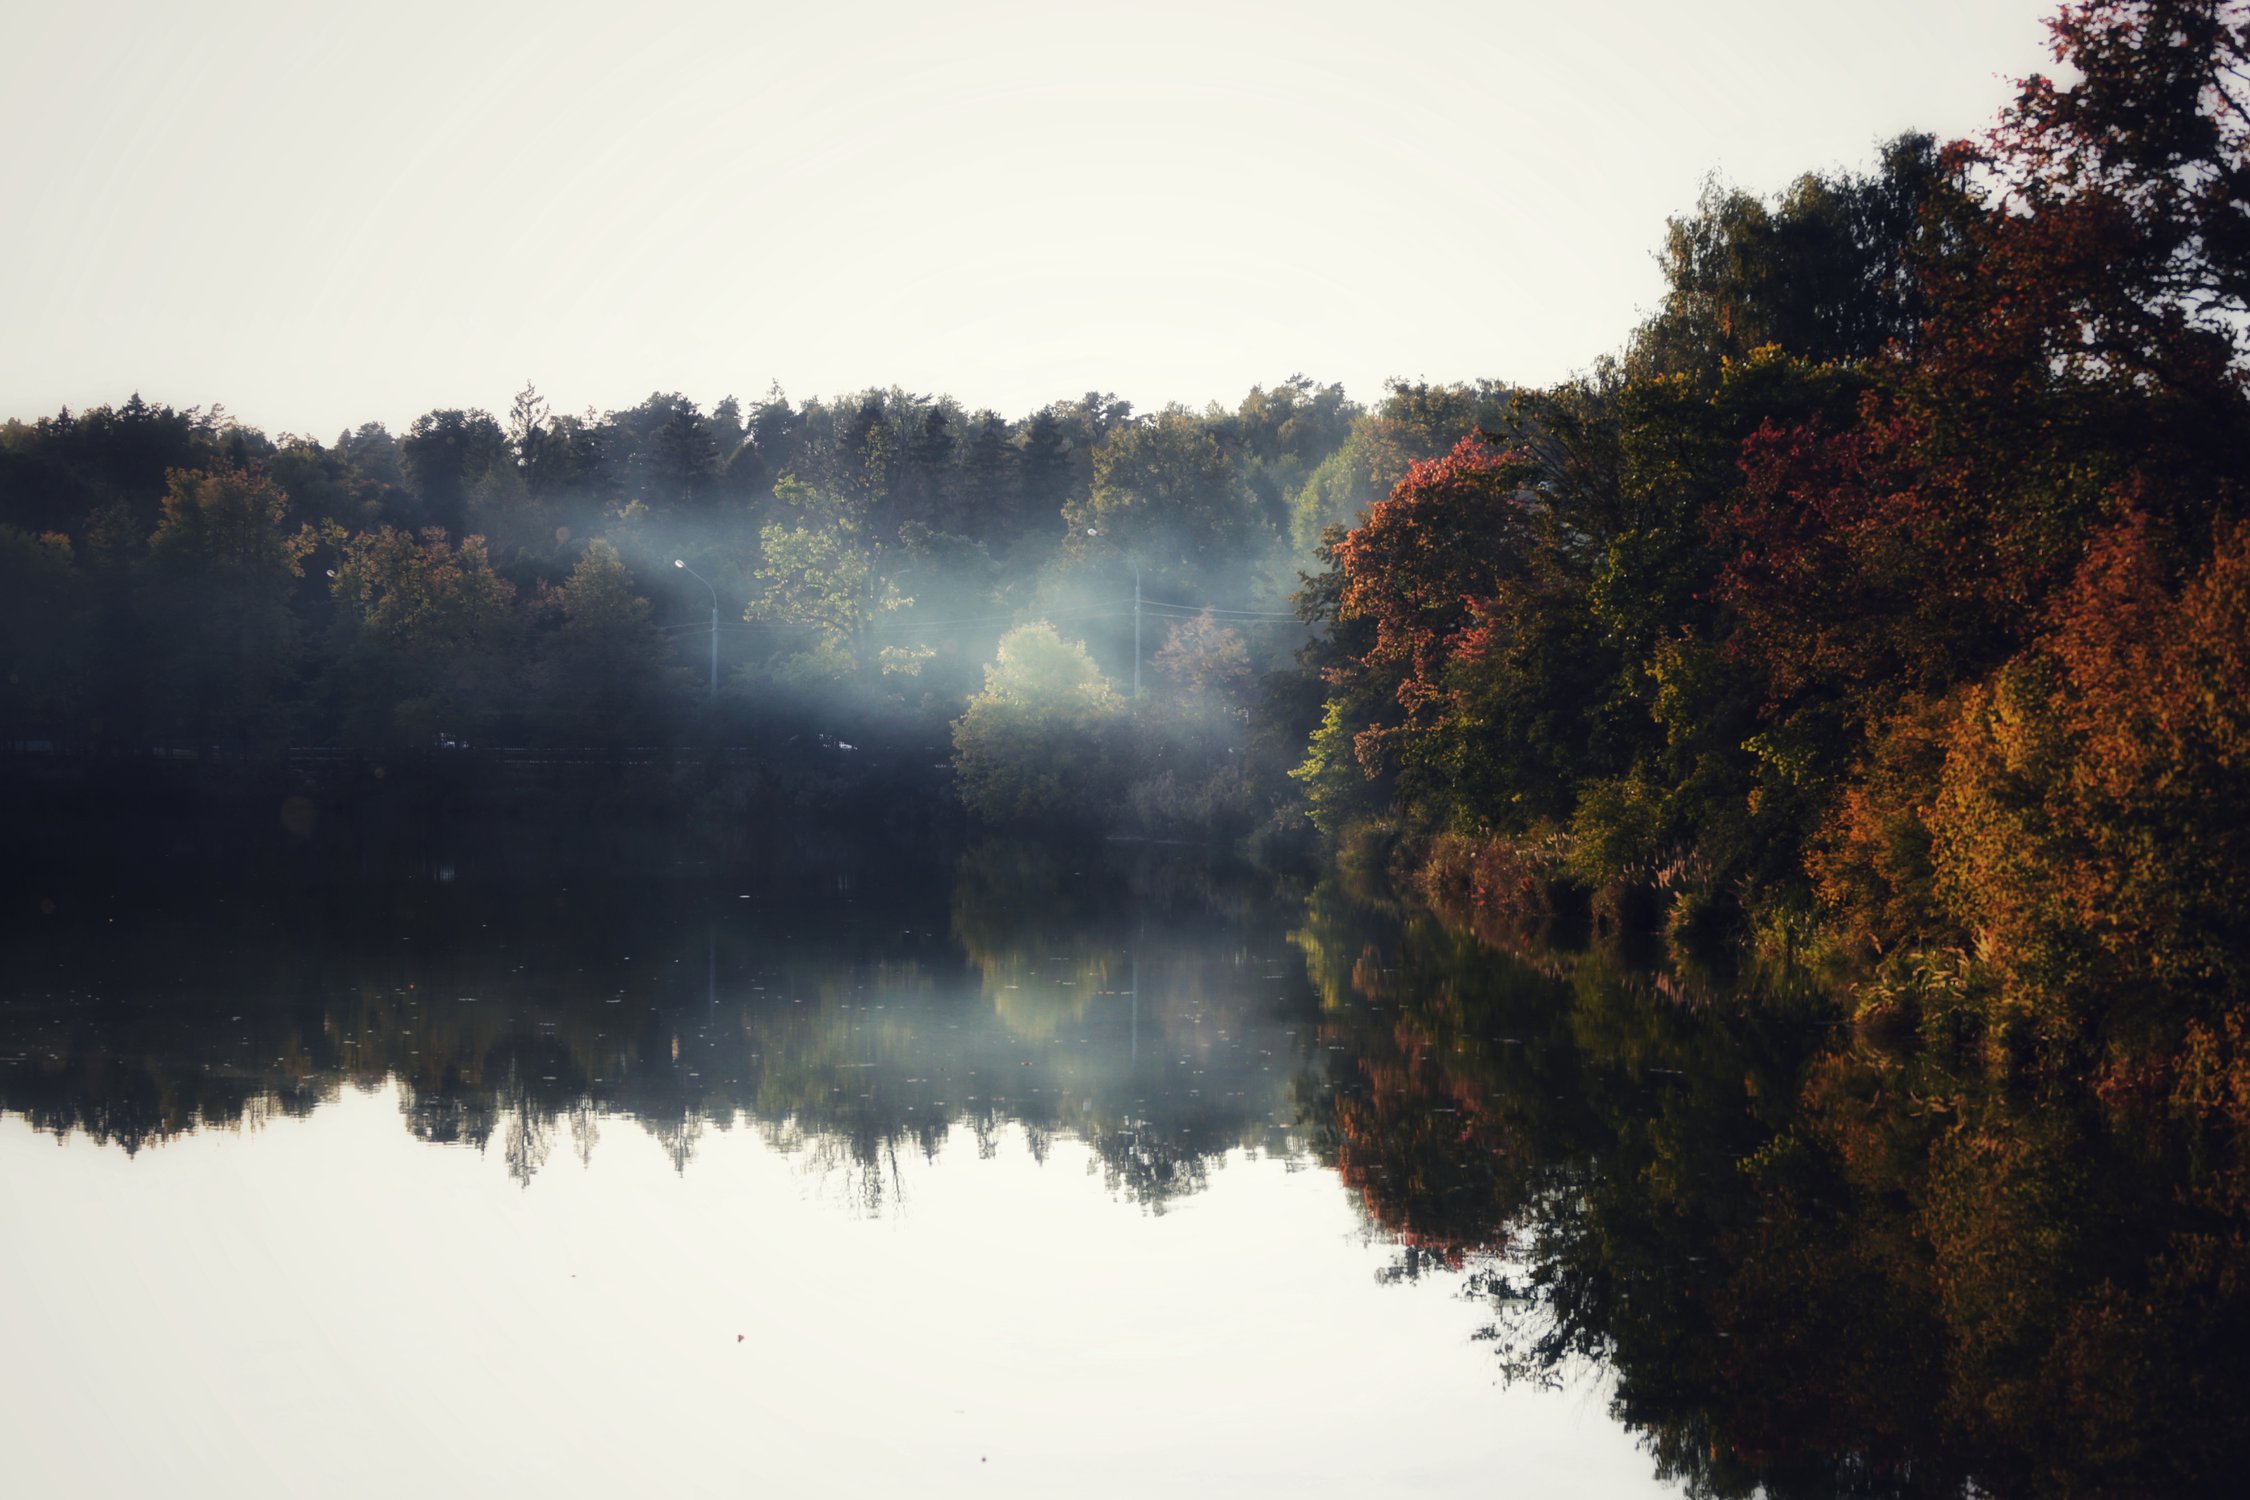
[144,466,313,751]
[400,409,510,536]
[644,400,720,510]
[0,525,86,745]
[327,524,517,747]
[1222,375,1359,533]
[953,409,1019,542]
[1065,407,1269,594]
[1288,380,1514,555]
[1626,134,1945,383]
[744,476,920,681]
[537,539,671,745]
[951,622,1124,823]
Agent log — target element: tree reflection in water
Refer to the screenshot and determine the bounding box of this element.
[0,838,1322,1212]
[1294,877,2250,1499]
[4,836,2246,1495]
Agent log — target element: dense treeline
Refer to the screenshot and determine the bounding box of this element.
[6,1,2244,1067]
[1,357,1436,836]
[1298,0,2250,1088]
[0,376,1354,797]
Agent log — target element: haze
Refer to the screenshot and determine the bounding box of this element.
[4,0,2051,436]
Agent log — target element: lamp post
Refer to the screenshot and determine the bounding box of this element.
[674,559,717,698]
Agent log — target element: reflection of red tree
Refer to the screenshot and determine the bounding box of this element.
[1324,1007,1519,1267]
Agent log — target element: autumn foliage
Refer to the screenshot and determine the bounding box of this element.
[1301,0,2250,1071]
[1933,515,2250,1015]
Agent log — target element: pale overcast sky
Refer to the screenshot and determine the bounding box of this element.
[2,0,2056,437]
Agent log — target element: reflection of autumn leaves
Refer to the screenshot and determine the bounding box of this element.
[1313,850,2250,1494]
[1922,1119,2085,1433]
[1801,1018,2250,1492]
[1347,950,1389,1006]
[2175,1012,2250,1216]
[1307,909,1558,1265]
[1329,1019,1518,1267]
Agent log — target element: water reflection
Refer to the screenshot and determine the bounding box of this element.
[1293,878,2250,1499]
[1,840,1320,1210]
[5,835,2248,1496]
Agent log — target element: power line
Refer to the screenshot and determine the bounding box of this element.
[657,596,1305,640]
[864,598,1138,632]
[1137,601,1303,620]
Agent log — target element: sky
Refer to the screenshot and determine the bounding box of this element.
[2,0,2059,438]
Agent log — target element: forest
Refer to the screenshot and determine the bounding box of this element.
[5,3,2245,1098]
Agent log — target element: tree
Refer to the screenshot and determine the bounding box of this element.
[951,622,1124,822]
[1131,609,1260,834]
[144,466,313,750]
[506,383,550,476]
[1930,514,2250,1027]
[954,409,1019,543]
[1322,436,1543,774]
[538,539,670,745]
[1292,437,1560,839]
[744,476,920,681]
[891,401,958,538]
[326,524,517,746]
[1017,405,1076,534]
[1066,407,1268,593]
[1713,4,2250,959]
[1224,375,1359,533]
[1626,135,1947,383]
[644,401,720,510]
[0,525,86,745]
[1153,608,1250,706]
[1543,352,1865,888]
[400,409,509,536]
[334,421,406,492]
[1288,379,1513,554]
[1974,0,2250,404]
[742,383,804,497]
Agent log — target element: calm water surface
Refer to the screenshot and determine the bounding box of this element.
[5,830,2245,1497]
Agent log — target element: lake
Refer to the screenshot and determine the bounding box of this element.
[4,826,2244,1497]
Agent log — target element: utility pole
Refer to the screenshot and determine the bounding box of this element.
[674,559,718,698]
[1083,527,1142,696]
[864,541,879,667]
[1132,562,1142,697]
[1130,923,1140,1066]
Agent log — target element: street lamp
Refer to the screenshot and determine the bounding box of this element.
[674,559,717,698]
